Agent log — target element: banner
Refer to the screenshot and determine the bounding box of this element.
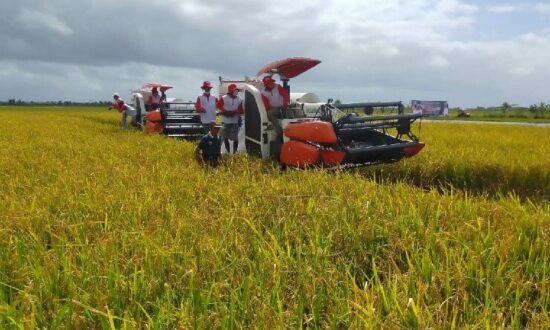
[412,100,448,116]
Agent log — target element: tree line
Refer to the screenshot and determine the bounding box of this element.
[500,101,550,116]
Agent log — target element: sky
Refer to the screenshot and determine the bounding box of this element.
[0,0,549,107]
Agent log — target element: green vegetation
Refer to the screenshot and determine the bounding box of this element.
[0,107,548,328]
[338,104,550,123]
[438,106,550,123]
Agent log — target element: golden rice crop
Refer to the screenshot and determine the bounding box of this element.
[362,122,549,200]
[0,107,548,329]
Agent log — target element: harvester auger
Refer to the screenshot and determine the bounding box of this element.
[220,57,425,168]
[131,83,203,139]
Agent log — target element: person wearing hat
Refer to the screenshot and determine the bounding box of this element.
[195,123,222,167]
[147,87,163,111]
[108,93,135,129]
[194,81,218,133]
[109,93,123,111]
[217,83,243,154]
[260,75,289,138]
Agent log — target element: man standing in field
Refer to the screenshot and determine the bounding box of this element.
[217,84,243,154]
[195,124,222,167]
[195,81,217,134]
[261,75,289,139]
[109,93,135,129]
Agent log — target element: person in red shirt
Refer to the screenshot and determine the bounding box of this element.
[260,76,289,138]
[147,88,163,111]
[217,84,243,154]
[109,93,123,111]
[109,93,134,129]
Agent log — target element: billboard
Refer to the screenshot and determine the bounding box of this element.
[412,100,449,116]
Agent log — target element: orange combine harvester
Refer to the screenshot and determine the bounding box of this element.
[220,57,425,168]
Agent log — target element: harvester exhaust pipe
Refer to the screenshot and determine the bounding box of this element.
[282,78,290,95]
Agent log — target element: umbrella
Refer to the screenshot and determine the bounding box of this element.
[142,83,173,92]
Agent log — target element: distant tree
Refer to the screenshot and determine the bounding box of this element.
[538,102,550,116]
[8,99,15,105]
[527,102,550,116]
[500,102,511,114]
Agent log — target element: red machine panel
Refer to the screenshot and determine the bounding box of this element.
[284,121,337,144]
[320,149,346,166]
[144,121,163,133]
[404,143,425,157]
[280,141,320,167]
[146,110,162,122]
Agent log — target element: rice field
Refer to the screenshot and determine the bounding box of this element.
[0,106,548,329]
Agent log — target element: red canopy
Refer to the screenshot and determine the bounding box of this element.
[257,57,321,79]
[142,83,173,92]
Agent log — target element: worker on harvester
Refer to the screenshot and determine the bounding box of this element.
[147,87,163,111]
[195,81,218,133]
[260,75,289,139]
[217,84,243,154]
[109,93,135,129]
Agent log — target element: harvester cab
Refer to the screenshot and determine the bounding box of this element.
[131,83,203,139]
[221,57,425,168]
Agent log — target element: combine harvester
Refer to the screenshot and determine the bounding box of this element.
[130,83,204,139]
[220,57,425,168]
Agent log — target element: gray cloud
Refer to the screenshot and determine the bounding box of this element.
[1,0,549,107]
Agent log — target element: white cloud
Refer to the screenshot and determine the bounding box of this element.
[0,60,219,102]
[518,32,546,43]
[509,66,534,76]
[485,3,550,14]
[486,4,519,13]
[16,9,73,35]
[492,3,550,15]
[535,3,550,14]
[429,55,450,67]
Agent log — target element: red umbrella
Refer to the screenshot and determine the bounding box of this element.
[142,83,173,92]
[257,57,321,79]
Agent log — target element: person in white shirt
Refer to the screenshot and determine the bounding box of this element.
[217,84,243,154]
[194,81,217,133]
[260,76,289,139]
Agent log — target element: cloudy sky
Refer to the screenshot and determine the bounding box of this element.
[1,0,549,107]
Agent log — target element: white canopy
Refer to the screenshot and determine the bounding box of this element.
[290,92,321,104]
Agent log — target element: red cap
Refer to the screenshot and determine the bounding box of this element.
[262,75,275,85]
[227,84,240,94]
[201,81,213,90]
